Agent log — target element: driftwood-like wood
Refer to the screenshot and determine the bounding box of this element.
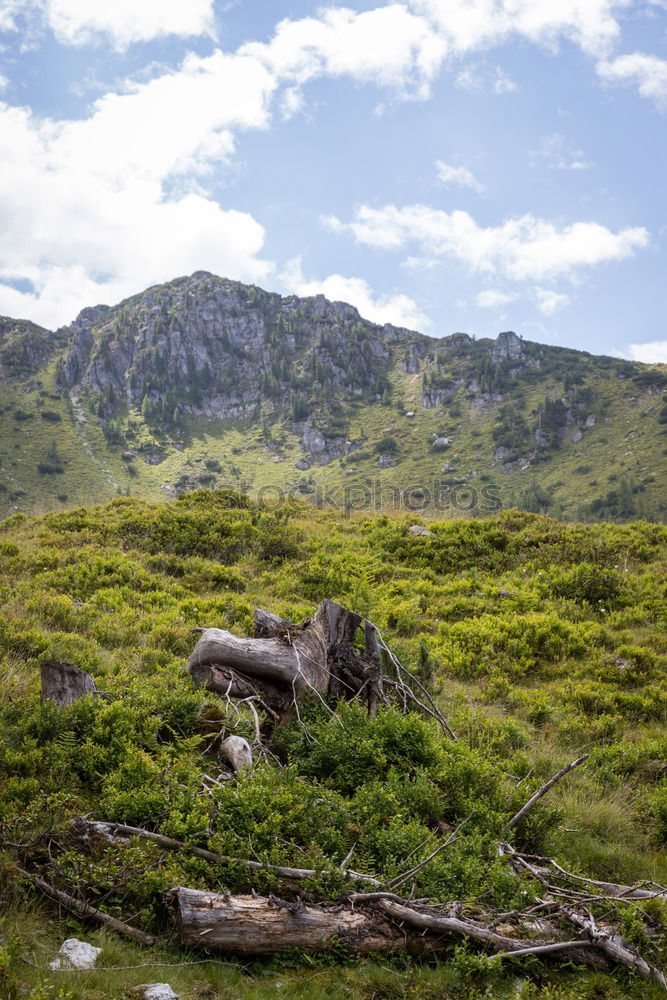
[40,660,98,706]
[188,600,384,719]
[170,888,400,954]
[76,819,381,885]
[169,888,667,985]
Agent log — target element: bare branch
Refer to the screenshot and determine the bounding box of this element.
[505,755,589,831]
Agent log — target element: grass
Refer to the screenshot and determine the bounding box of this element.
[1,496,667,998]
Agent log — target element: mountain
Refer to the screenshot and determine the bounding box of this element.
[1,270,666,521]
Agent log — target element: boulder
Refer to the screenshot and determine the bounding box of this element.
[49,939,101,971]
[432,436,451,451]
[408,525,433,537]
[219,735,253,772]
[132,986,179,1000]
[585,415,596,427]
[572,430,583,444]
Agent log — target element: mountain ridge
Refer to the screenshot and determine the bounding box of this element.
[1,270,666,521]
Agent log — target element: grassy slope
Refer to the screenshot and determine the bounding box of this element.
[1,494,667,999]
[2,330,666,523]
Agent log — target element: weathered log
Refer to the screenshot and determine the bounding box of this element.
[188,600,376,714]
[170,888,401,954]
[40,660,98,706]
[169,889,613,971]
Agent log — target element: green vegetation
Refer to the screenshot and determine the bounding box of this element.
[2,493,667,998]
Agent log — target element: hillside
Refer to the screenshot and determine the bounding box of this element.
[1,271,666,522]
[2,494,667,999]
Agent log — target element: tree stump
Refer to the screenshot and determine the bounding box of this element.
[188,600,384,720]
[40,660,98,706]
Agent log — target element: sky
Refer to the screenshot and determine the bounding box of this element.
[0,1,666,361]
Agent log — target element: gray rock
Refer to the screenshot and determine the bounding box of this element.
[408,525,433,536]
[302,425,327,454]
[50,939,101,970]
[535,429,550,448]
[490,331,524,363]
[378,454,395,468]
[432,436,452,450]
[494,446,518,463]
[295,459,310,471]
[572,430,583,443]
[586,415,596,427]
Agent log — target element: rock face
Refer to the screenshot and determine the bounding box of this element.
[491,331,524,363]
[56,272,413,424]
[299,423,365,465]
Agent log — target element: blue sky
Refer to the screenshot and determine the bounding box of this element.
[0,0,666,361]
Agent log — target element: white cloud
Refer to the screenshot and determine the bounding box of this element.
[326,203,649,282]
[0,0,31,33]
[532,133,593,170]
[281,257,430,330]
[493,67,518,93]
[407,0,625,59]
[597,52,667,109]
[241,5,446,101]
[620,341,667,363]
[436,160,484,192]
[476,289,517,308]
[0,50,277,326]
[455,63,518,94]
[0,0,216,48]
[535,287,570,315]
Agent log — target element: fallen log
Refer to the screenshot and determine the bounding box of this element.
[168,888,667,984]
[168,889,612,969]
[169,888,401,954]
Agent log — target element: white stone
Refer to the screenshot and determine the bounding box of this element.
[133,986,179,1000]
[219,735,252,771]
[408,524,433,536]
[49,939,101,970]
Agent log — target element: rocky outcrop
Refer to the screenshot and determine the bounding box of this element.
[300,423,365,465]
[56,272,409,423]
[0,317,57,378]
[491,331,524,363]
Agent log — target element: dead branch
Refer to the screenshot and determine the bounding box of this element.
[16,867,154,946]
[505,755,589,831]
[75,819,381,886]
[386,812,475,890]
